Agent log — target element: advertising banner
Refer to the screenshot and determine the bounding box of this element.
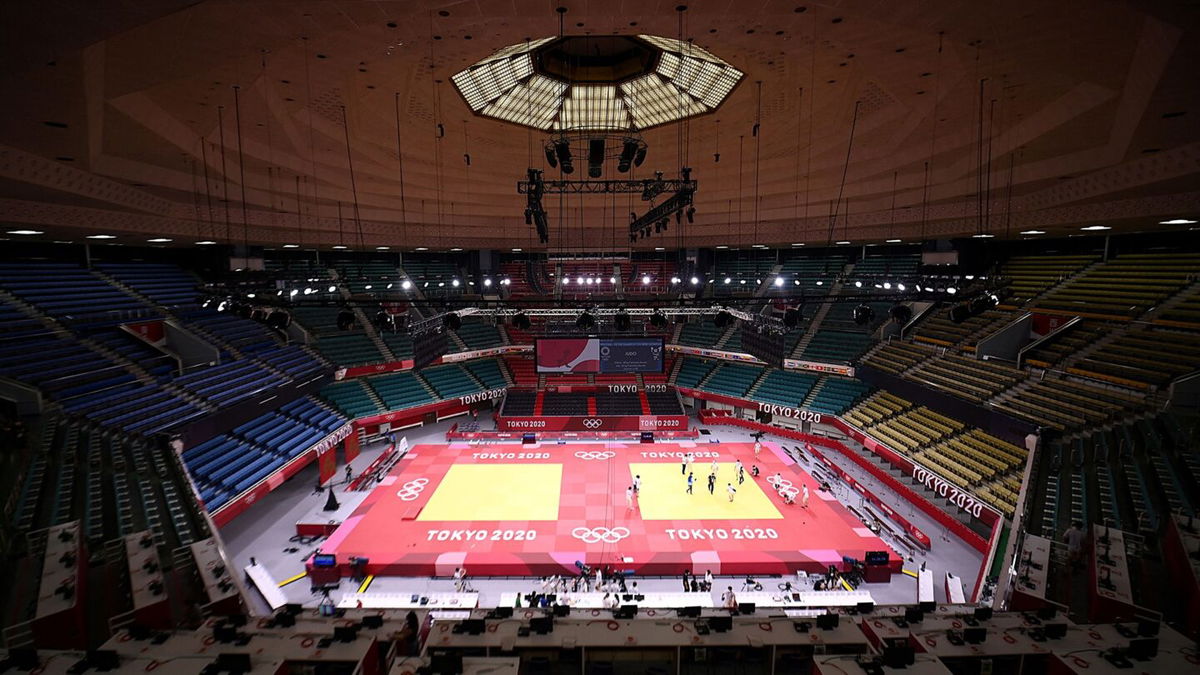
[122,319,167,346]
[496,414,689,432]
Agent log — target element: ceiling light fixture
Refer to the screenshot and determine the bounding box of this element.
[1080,225,1111,231]
[7,230,44,235]
[283,243,300,248]
[147,238,173,243]
[1160,218,1197,225]
[415,246,429,251]
[196,240,216,245]
[86,234,116,239]
[885,239,902,243]
[1019,230,1045,235]
[836,240,851,245]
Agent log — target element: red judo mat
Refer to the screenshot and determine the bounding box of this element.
[320,442,899,577]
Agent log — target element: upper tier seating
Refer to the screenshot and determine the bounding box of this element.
[502,390,536,415]
[999,254,1098,304]
[178,308,280,355]
[0,262,149,323]
[850,254,920,281]
[861,341,935,374]
[703,363,764,398]
[991,377,1144,432]
[367,371,435,410]
[645,390,685,415]
[382,332,414,359]
[750,369,820,408]
[1069,328,1200,389]
[464,358,508,389]
[454,320,504,350]
[320,379,383,418]
[335,259,399,294]
[913,309,1011,349]
[772,256,845,296]
[1022,320,1107,368]
[402,258,462,297]
[677,320,724,348]
[97,263,199,307]
[843,391,911,428]
[674,356,718,389]
[418,363,481,398]
[1032,252,1200,319]
[806,377,871,415]
[183,397,347,511]
[174,360,284,408]
[1157,291,1200,329]
[624,260,675,295]
[797,330,874,363]
[504,355,538,386]
[712,254,775,296]
[313,333,386,367]
[907,353,1025,403]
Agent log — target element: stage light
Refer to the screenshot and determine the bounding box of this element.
[793,279,800,285]
[816,281,823,286]
[854,281,863,288]
[965,275,975,280]
[614,310,631,331]
[576,311,596,330]
[554,140,573,174]
[443,313,462,331]
[387,283,394,289]
[883,282,892,289]
[544,144,558,168]
[484,278,492,287]
[512,312,531,330]
[1160,218,1197,225]
[897,283,906,291]
[364,285,372,290]
[690,276,699,285]
[609,276,616,284]
[452,279,460,287]
[562,277,570,285]
[438,282,445,287]
[586,278,594,285]
[401,280,413,290]
[740,279,747,285]
[633,145,648,167]
[686,207,696,223]
[587,138,604,178]
[774,277,784,287]
[577,276,584,285]
[642,275,651,285]
[947,287,958,295]
[649,310,668,329]
[618,139,638,173]
[874,284,882,289]
[288,290,297,298]
[423,282,429,288]
[671,277,681,284]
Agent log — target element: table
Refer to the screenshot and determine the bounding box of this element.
[243,562,288,611]
[815,653,952,674]
[1089,525,1136,622]
[1010,534,1052,611]
[338,592,479,610]
[917,569,934,606]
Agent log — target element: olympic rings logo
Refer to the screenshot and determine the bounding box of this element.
[773,478,800,499]
[571,526,630,544]
[574,450,616,460]
[396,477,429,501]
[582,418,603,429]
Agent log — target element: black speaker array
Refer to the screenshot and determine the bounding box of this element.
[412,328,449,370]
[741,324,788,368]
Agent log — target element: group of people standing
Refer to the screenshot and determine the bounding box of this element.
[680,569,715,593]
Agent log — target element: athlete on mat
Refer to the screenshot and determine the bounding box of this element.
[626,485,634,510]
[633,474,642,494]
[802,484,810,508]
[727,483,737,502]
[686,471,695,494]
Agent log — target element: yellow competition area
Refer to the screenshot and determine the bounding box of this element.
[417,463,564,521]
[628,462,783,521]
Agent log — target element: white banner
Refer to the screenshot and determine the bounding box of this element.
[782,358,855,377]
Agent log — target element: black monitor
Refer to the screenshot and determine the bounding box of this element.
[225,614,248,627]
[1036,606,1057,620]
[553,604,571,618]
[273,612,295,628]
[361,615,383,629]
[708,616,733,632]
[1044,623,1067,640]
[529,617,554,634]
[865,550,889,566]
[738,603,756,615]
[312,554,337,567]
[333,625,359,642]
[491,606,514,618]
[6,648,38,670]
[460,619,486,635]
[284,603,303,616]
[215,653,252,673]
[904,607,924,623]
[882,644,915,668]
[86,650,119,671]
[856,601,874,614]
[1137,617,1160,637]
[213,625,238,643]
[817,613,840,630]
[680,606,702,618]
[963,627,987,644]
[429,650,464,675]
[919,600,936,613]
[1128,638,1158,661]
[974,607,993,621]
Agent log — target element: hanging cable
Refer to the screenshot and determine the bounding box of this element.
[199,138,216,242]
[232,85,250,251]
[828,100,861,244]
[340,105,365,250]
[393,92,409,247]
[889,170,899,242]
[924,31,944,242]
[294,175,304,247]
[752,81,763,246]
[217,105,232,244]
[301,35,322,247]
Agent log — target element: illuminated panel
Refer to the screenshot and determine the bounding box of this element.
[556,85,630,131]
[482,74,567,129]
[451,54,534,111]
[637,34,731,66]
[621,74,706,129]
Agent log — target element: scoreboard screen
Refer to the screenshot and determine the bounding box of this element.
[536,337,664,374]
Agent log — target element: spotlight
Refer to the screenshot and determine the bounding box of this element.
[774,277,784,287]
[554,140,573,174]
[671,277,681,284]
[218,299,230,311]
[364,284,372,290]
[690,276,699,285]
[897,283,906,291]
[484,278,492,287]
[946,287,958,295]
[642,275,651,285]
[633,145,648,167]
[614,310,631,331]
[336,309,356,330]
[686,207,695,223]
[577,276,584,285]
[883,282,892,290]
[452,279,460,287]
[401,280,413,290]
[576,311,596,331]
[724,277,732,284]
[512,312,531,330]
[714,310,734,328]
[563,277,570,285]
[649,310,668,329]
[618,139,638,173]
[587,138,605,178]
[889,304,912,325]
[854,281,863,288]
[544,144,558,168]
[816,281,823,286]
[609,276,616,284]
[443,313,462,331]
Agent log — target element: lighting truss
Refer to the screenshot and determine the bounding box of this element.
[517,175,697,198]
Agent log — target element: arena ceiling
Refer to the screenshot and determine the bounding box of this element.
[0,0,1198,252]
